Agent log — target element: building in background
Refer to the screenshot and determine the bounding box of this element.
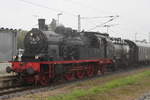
[0,28,17,62]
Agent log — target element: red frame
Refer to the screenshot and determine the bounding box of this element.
[11,58,112,85]
[12,59,112,71]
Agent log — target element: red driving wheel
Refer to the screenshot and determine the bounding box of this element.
[40,75,49,86]
[86,65,94,77]
[99,65,106,75]
[64,73,74,81]
[76,71,85,79]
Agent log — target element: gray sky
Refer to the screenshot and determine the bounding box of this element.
[0,0,150,41]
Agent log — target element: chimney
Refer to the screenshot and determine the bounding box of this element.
[38,19,46,30]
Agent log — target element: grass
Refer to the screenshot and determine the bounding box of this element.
[47,70,150,100]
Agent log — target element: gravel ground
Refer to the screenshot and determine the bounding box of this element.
[8,66,150,100]
[135,92,150,100]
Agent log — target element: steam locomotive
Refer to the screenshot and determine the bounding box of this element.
[7,19,150,85]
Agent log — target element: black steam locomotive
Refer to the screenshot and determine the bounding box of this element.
[23,19,132,67]
[7,19,150,85]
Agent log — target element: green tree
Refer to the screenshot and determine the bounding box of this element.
[17,30,27,49]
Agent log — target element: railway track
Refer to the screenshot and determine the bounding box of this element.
[0,86,32,96]
[0,65,149,100]
[0,75,19,89]
[0,75,16,80]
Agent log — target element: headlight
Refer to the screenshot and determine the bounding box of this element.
[30,33,33,36]
[35,56,39,59]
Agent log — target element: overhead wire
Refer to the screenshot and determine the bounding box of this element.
[87,15,119,31]
[18,0,119,31]
[61,0,119,31]
[18,0,77,17]
[81,15,119,20]
[47,0,117,20]
[88,18,114,31]
[81,16,115,20]
[62,0,114,15]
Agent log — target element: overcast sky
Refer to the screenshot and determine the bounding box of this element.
[0,0,150,41]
